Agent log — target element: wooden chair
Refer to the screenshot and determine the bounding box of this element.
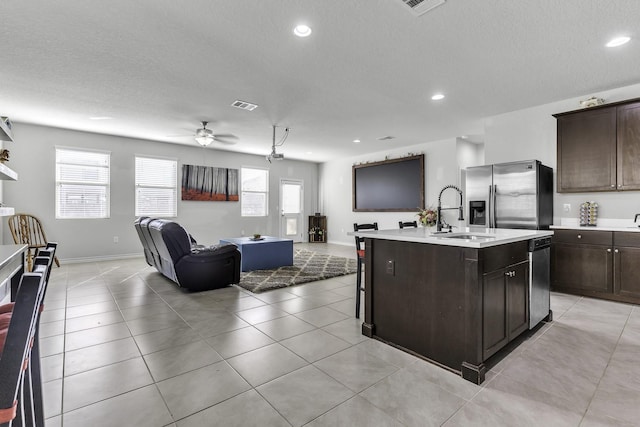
[8,214,60,271]
[353,222,378,319]
[398,220,418,229]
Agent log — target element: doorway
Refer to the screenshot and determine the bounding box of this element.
[280,179,304,242]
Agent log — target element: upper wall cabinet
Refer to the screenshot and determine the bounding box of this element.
[554,98,640,193]
[0,117,14,142]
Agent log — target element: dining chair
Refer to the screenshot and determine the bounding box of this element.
[7,214,60,271]
[398,220,418,229]
[353,222,378,319]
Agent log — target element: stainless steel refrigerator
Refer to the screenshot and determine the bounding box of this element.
[465,160,553,230]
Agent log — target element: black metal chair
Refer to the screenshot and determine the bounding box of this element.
[353,222,378,319]
[398,220,418,229]
[0,242,57,427]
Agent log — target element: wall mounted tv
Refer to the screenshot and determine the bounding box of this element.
[352,154,424,212]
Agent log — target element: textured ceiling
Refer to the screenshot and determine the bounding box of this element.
[1,0,639,162]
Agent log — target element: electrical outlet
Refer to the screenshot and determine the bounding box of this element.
[386,260,395,275]
[113,236,119,243]
[563,203,571,212]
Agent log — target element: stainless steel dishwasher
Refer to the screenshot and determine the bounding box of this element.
[528,236,552,329]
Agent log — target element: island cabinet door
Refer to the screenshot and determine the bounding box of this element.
[482,260,529,360]
[482,269,508,360]
[506,261,529,340]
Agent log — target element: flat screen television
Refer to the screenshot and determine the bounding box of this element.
[352,154,424,212]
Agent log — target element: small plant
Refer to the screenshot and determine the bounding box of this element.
[417,207,437,227]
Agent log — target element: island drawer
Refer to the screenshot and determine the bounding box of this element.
[552,229,612,245]
[481,241,528,273]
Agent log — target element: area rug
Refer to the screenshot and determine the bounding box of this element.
[236,249,357,293]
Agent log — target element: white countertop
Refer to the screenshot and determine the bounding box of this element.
[348,227,553,248]
[552,218,640,233]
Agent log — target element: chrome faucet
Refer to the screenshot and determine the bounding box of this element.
[437,185,464,232]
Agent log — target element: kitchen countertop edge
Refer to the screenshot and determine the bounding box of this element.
[348,228,554,248]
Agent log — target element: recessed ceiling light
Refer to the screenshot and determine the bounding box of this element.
[353,139,361,144]
[89,116,112,120]
[606,36,631,47]
[431,94,445,101]
[293,24,312,37]
[306,151,313,155]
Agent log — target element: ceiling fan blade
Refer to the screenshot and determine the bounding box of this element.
[213,136,238,145]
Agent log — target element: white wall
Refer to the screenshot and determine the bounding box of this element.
[320,138,466,246]
[483,82,640,223]
[3,123,319,262]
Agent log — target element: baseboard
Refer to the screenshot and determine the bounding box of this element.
[60,253,145,264]
[325,240,353,247]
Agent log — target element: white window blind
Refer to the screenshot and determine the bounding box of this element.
[56,148,110,219]
[135,156,177,217]
[241,167,269,216]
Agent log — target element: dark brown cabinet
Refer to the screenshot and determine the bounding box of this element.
[555,106,616,192]
[551,229,640,304]
[482,260,529,360]
[616,102,640,190]
[613,232,640,300]
[554,98,640,193]
[551,229,613,293]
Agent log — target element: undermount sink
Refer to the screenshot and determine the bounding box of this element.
[436,233,496,240]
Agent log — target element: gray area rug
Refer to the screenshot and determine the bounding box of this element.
[236,249,357,293]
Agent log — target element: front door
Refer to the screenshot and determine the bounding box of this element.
[280,179,303,242]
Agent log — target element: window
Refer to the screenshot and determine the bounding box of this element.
[135,156,178,217]
[241,167,269,216]
[56,148,110,219]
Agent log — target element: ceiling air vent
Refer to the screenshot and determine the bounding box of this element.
[231,100,258,111]
[377,136,396,141]
[400,0,446,17]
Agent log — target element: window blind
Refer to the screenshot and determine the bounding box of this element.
[241,168,269,216]
[56,148,110,219]
[135,156,177,217]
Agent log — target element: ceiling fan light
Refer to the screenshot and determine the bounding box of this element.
[195,135,214,146]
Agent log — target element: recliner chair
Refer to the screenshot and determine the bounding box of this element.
[136,218,241,291]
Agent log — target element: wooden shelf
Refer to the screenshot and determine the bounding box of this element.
[0,163,17,181]
[309,215,327,243]
[0,118,13,142]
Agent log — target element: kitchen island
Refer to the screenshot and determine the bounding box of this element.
[349,227,553,384]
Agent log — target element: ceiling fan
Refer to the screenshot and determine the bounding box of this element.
[266,124,289,162]
[168,121,238,147]
[194,121,238,146]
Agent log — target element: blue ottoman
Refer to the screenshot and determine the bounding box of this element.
[219,236,294,272]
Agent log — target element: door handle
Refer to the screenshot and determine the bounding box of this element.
[614,249,619,254]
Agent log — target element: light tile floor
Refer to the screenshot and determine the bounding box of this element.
[40,243,640,426]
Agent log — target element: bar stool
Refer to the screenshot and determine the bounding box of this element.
[353,222,378,318]
[398,220,418,229]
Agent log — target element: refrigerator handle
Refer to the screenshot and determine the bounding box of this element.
[492,184,497,228]
[488,185,493,228]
